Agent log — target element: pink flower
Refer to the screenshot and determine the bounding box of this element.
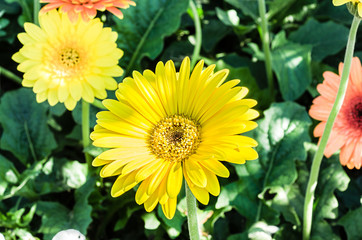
[309,57,362,169]
[40,0,135,22]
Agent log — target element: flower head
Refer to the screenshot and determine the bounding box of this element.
[333,0,362,17]
[309,57,362,169]
[40,0,136,22]
[12,10,123,110]
[91,57,259,219]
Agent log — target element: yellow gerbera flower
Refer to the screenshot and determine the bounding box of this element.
[12,10,123,110]
[333,0,362,17]
[91,57,259,219]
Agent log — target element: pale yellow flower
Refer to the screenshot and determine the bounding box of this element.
[12,10,123,110]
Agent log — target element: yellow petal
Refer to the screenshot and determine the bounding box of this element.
[203,167,220,196]
[135,178,151,205]
[93,136,147,148]
[184,177,209,205]
[161,197,177,219]
[24,22,46,42]
[144,191,159,212]
[198,159,230,178]
[147,161,171,195]
[121,155,156,175]
[64,97,77,110]
[166,162,183,199]
[177,57,190,113]
[135,158,165,182]
[111,171,138,197]
[333,0,351,6]
[184,159,207,188]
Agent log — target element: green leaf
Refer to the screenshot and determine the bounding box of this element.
[314,1,353,25]
[157,205,185,239]
[271,143,350,238]
[113,203,142,231]
[289,18,349,61]
[112,0,189,76]
[338,207,362,240]
[312,154,350,225]
[271,42,312,101]
[311,220,340,240]
[0,88,57,164]
[36,178,95,240]
[0,205,36,229]
[215,177,260,221]
[72,177,95,233]
[1,159,45,200]
[225,0,258,20]
[142,212,161,230]
[227,232,248,240]
[271,31,288,50]
[217,102,311,226]
[213,59,270,109]
[61,160,88,189]
[36,201,71,240]
[23,158,88,197]
[3,228,39,240]
[248,221,279,240]
[0,17,10,37]
[253,102,312,189]
[216,8,239,26]
[268,186,302,226]
[202,19,231,52]
[0,154,19,196]
[160,40,194,64]
[268,0,296,19]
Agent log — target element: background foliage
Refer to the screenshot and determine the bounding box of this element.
[0,0,361,239]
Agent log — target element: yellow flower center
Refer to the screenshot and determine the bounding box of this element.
[149,115,201,162]
[60,48,80,68]
[47,45,87,80]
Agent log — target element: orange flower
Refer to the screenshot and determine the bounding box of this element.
[40,0,136,22]
[309,57,362,169]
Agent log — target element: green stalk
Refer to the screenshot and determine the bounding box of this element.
[302,16,360,240]
[33,0,40,25]
[92,99,106,109]
[82,100,92,169]
[257,0,274,100]
[189,0,202,69]
[185,180,200,240]
[0,66,22,84]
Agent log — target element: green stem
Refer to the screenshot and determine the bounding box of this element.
[185,180,200,240]
[257,0,274,100]
[82,100,92,169]
[302,16,360,240]
[189,0,202,69]
[0,66,22,84]
[91,99,106,109]
[33,0,40,25]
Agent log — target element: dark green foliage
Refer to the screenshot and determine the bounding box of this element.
[0,0,360,239]
[112,0,189,76]
[0,88,57,163]
[289,18,349,61]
